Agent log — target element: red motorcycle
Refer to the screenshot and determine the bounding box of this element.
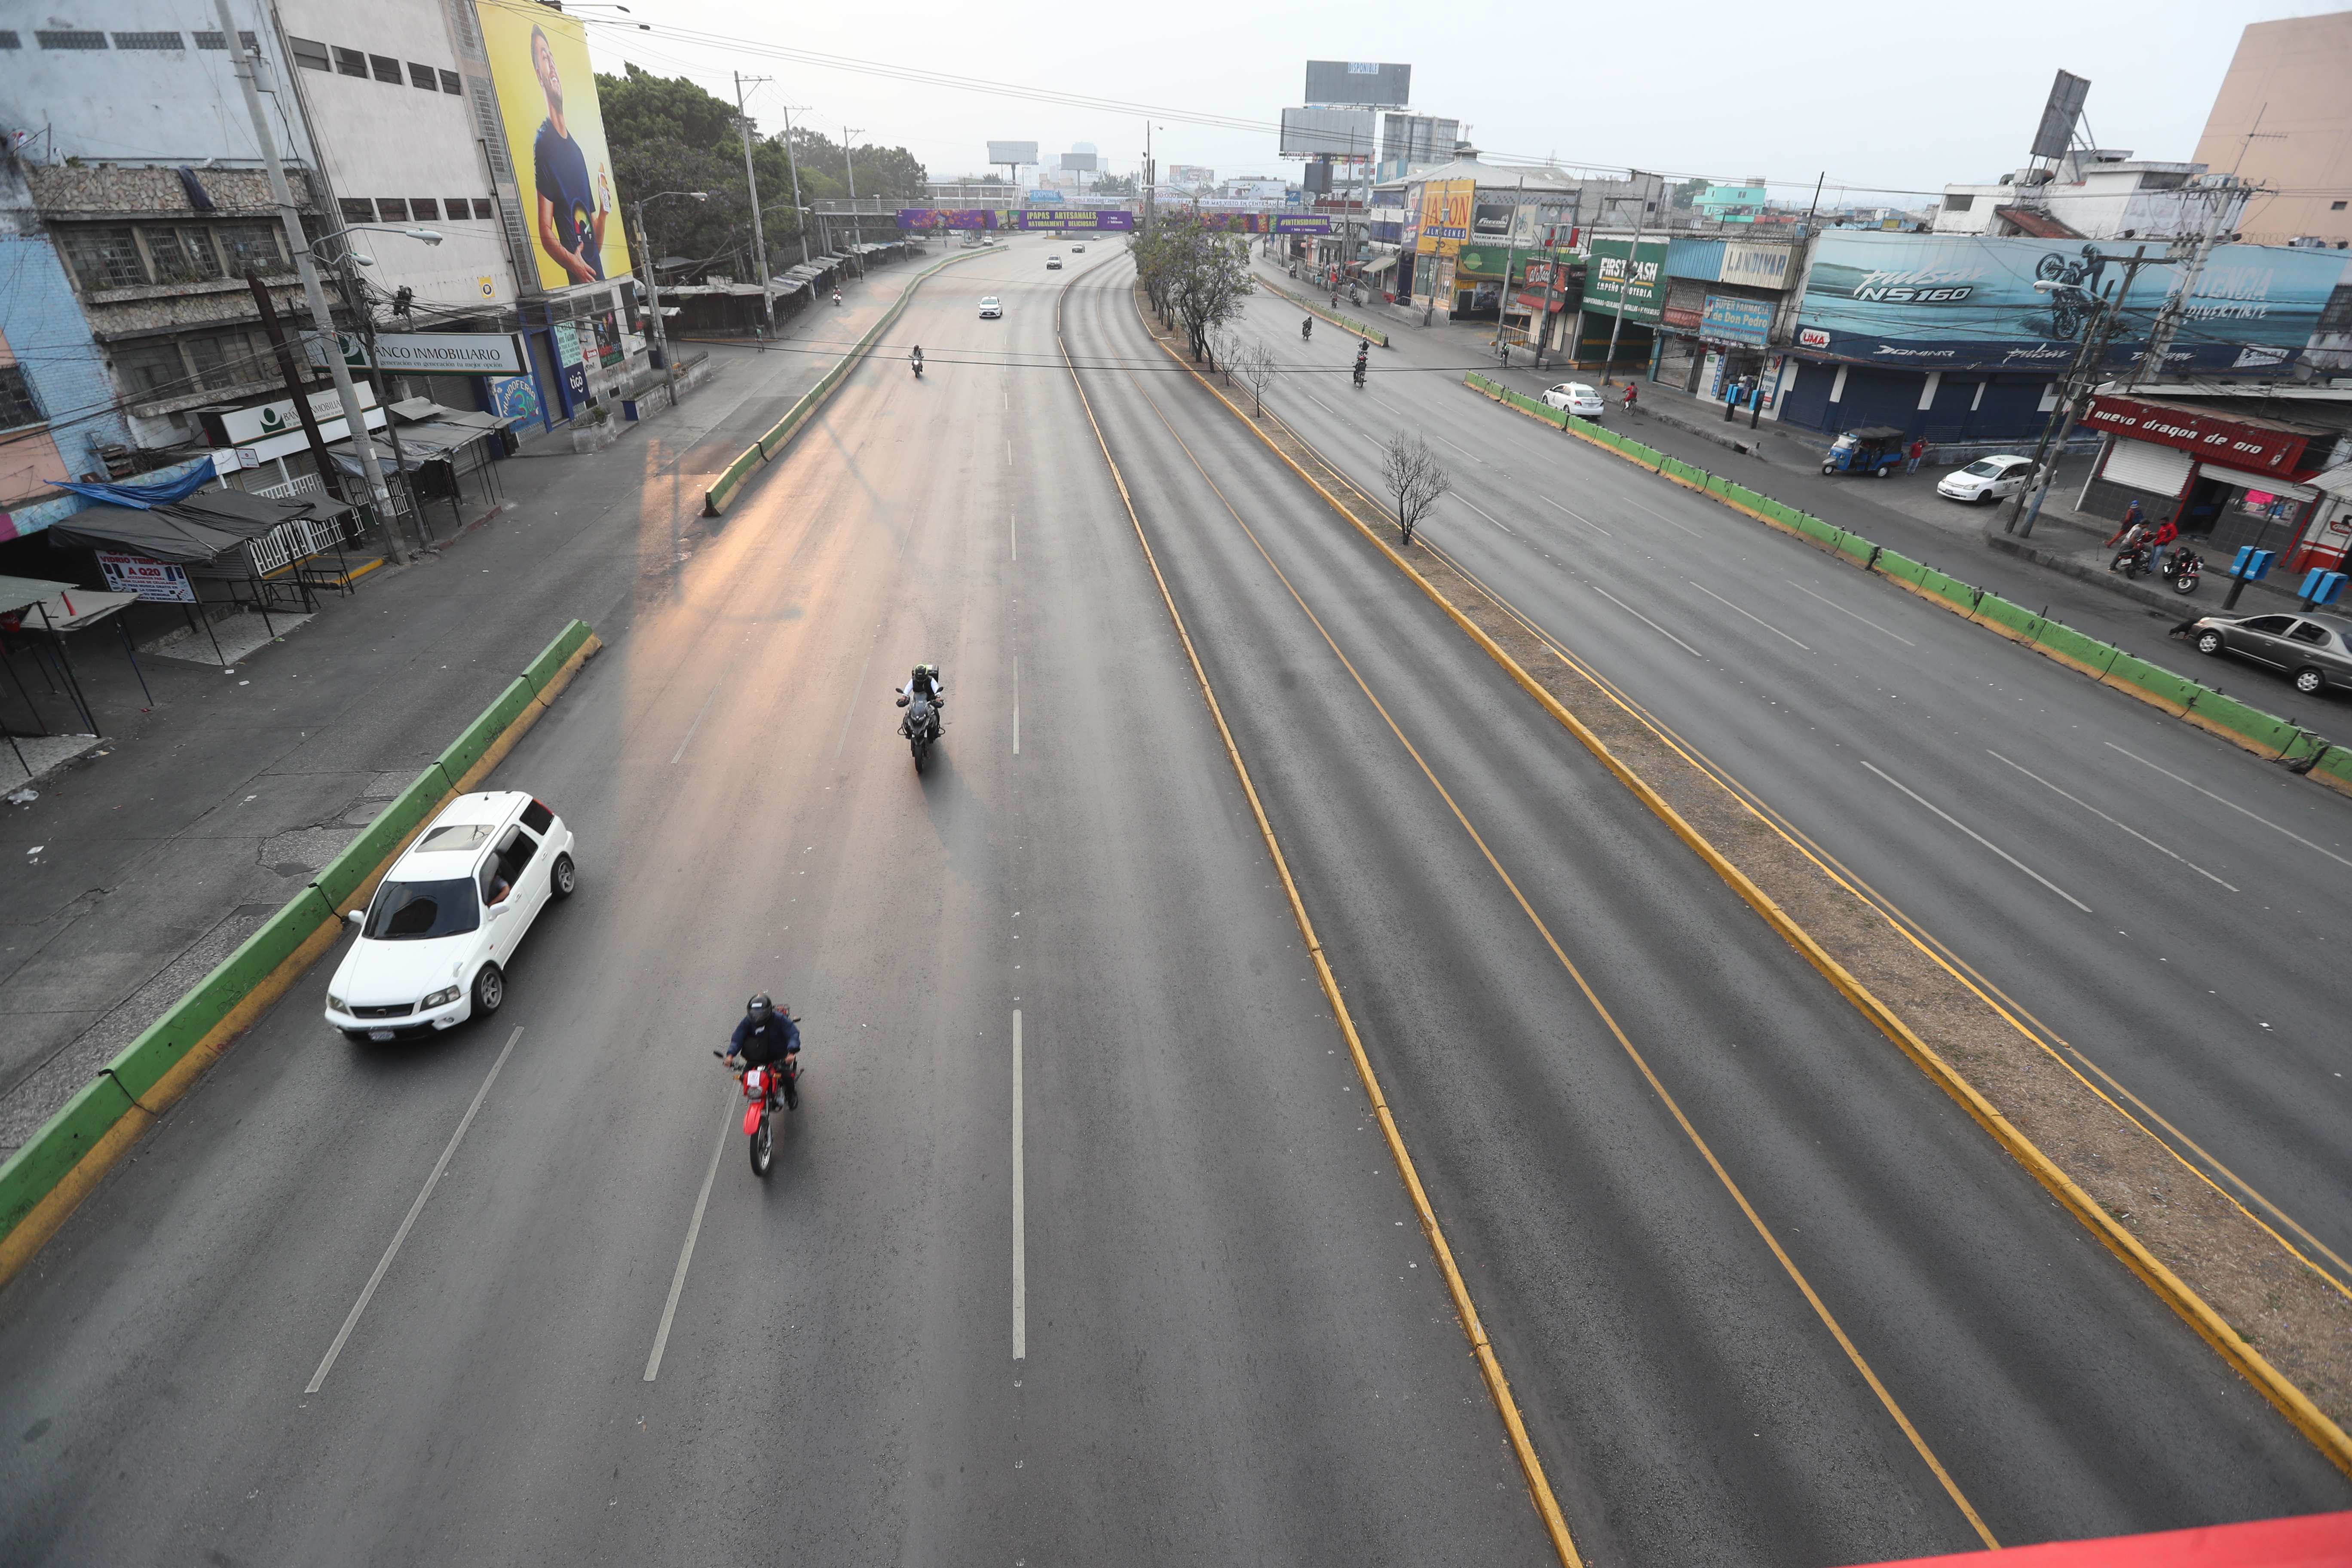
[717,1047,799,1176]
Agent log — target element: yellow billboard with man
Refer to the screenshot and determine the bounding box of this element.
[477,0,631,289]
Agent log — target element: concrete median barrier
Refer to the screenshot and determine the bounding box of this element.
[0,619,603,1286]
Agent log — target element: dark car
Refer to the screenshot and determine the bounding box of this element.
[2181,609,2352,696]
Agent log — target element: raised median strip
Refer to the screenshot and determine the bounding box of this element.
[703,248,985,516]
[1141,298,2352,1477]
[0,619,602,1289]
[1460,371,2352,801]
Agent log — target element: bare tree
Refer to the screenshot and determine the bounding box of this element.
[1380,431,1451,548]
[1238,339,1277,416]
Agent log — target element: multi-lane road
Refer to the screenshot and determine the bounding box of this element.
[2,240,2345,1567]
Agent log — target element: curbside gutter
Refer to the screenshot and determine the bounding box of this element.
[0,619,603,1290]
[1459,374,2352,801]
[702,248,986,516]
[1149,318,2352,1479]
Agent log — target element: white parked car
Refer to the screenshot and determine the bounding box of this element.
[1938,454,2040,504]
[1541,382,1605,419]
[1046,254,1063,270]
[979,296,1003,318]
[1071,242,1087,253]
[325,791,576,1041]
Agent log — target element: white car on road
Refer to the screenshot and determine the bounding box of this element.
[980,296,1003,318]
[325,791,576,1041]
[1938,454,2040,504]
[1541,382,1606,419]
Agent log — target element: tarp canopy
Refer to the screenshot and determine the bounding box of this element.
[43,459,219,511]
[45,502,253,563]
[174,487,317,531]
[0,575,79,615]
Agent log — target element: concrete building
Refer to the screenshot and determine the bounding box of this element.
[2193,10,2352,248]
[1934,148,2249,242]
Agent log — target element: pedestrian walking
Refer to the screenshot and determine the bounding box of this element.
[2104,499,2145,548]
[1905,438,1926,475]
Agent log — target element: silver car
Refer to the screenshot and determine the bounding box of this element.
[2184,609,2352,696]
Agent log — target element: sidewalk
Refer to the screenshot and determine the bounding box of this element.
[0,248,941,1159]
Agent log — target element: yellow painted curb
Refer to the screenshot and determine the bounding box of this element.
[1176,306,2352,1481]
[0,634,602,1291]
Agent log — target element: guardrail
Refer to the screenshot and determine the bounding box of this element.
[1463,372,2352,797]
[0,618,603,1284]
[703,248,986,516]
[1256,274,1390,349]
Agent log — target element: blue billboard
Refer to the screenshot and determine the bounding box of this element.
[1794,232,2352,374]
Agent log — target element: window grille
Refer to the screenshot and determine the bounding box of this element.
[36,31,108,49]
[111,32,185,50]
[0,366,43,431]
[64,227,147,290]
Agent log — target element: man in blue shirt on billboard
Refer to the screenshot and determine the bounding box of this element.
[529,23,606,283]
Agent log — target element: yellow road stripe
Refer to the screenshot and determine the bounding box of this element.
[1055,274,1585,1568]
[1116,318,1999,1550]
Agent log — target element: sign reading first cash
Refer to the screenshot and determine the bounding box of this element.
[325,331,530,375]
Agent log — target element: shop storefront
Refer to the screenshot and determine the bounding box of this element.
[1572,234,1666,373]
[2076,394,2349,563]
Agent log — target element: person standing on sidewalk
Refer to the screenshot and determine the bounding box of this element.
[1905,438,1926,475]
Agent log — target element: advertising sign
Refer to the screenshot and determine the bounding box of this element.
[199,381,380,447]
[1281,107,1376,158]
[1795,232,2352,373]
[1699,293,1775,346]
[1169,165,1215,186]
[1416,178,1474,254]
[1012,210,1136,231]
[331,331,530,375]
[476,1,629,290]
[987,141,1039,165]
[1304,61,1412,108]
[2081,395,2310,472]
[1471,204,1514,242]
[1583,237,1669,323]
[489,374,542,425]
[97,551,195,603]
[898,208,992,230]
[1720,240,1795,291]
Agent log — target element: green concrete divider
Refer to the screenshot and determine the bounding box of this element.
[1457,369,2352,799]
[703,248,985,516]
[0,618,604,1282]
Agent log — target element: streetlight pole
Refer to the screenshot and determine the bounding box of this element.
[734,72,775,337]
[213,0,408,554]
[779,103,811,266]
[630,191,708,398]
[843,127,864,274]
[1600,172,1650,387]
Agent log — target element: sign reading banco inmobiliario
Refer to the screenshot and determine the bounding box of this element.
[1795,231,2352,373]
[331,331,530,375]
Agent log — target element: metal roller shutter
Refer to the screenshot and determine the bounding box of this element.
[2101,437,2193,496]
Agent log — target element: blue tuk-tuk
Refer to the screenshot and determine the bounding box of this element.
[1822,426,1905,479]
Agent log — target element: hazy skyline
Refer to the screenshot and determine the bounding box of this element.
[576,0,2344,207]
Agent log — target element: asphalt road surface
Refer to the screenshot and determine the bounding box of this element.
[1233,278,2352,1302]
[1,244,2344,1568]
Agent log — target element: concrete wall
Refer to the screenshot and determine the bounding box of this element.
[274,0,521,316]
[0,151,131,521]
[2193,12,2352,246]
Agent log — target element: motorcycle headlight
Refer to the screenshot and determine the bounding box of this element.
[422,986,462,1009]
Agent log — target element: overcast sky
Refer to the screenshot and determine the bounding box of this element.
[579,0,2340,205]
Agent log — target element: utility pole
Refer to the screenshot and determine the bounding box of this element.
[2010,246,2155,537]
[843,127,864,273]
[213,0,409,555]
[2129,185,2232,391]
[1144,123,1156,236]
[1533,187,1581,371]
[328,253,428,538]
[247,276,346,506]
[1600,171,1650,386]
[1495,176,1525,363]
[734,73,774,336]
[778,103,811,266]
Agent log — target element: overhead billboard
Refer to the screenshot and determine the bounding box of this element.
[1281,107,1376,159]
[2031,70,2092,161]
[1169,165,1215,186]
[1060,152,1098,172]
[1381,114,1457,166]
[1795,232,2352,373]
[327,329,530,374]
[1012,209,1136,231]
[1305,61,1411,108]
[1583,236,1669,323]
[475,1,631,290]
[987,141,1040,165]
[1415,178,1474,254]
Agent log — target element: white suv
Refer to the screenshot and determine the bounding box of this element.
[325,791,576,1041]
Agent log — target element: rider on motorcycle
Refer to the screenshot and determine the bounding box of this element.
[727,993,800,1109]
[911,344,924,375]
[897,664,946,737]
[1301,316,1313,341]
[2143,516,2180,572]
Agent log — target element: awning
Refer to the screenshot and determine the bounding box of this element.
[45,502,256,563]
[1994,205,2083,239]
[1362,254,1399,275]
[1513,293,1570,313]
[18,588,139,631]
[175,486,322,532]
[2199,464,2317,502]
[0,575,79,615]
[2312,464,2352,499]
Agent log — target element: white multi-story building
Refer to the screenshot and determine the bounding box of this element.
[1933,148,2250,242]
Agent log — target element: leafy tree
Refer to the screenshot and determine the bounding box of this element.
[1129,219,1252,360]
[1672,176,1709,209]
[1093,172,1137,196]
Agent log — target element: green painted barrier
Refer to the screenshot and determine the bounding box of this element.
[2032,621,2122,674]
[2183,689,2306,754]
[110,887,340,1102]
[2109,655,2207,712]
[312,763,452,910]
[0,1077,137,1238]
[436,677,536,784]
[523,619,595,693]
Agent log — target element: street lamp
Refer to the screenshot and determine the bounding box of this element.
[309,225,447,552]
[630,191,710,397]
[842,129,865,273]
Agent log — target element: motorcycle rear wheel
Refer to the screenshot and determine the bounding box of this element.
[750,1110,774,1176]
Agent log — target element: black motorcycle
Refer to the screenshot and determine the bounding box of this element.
[2159,546,2202,595]
[1352,361,1367,389]
[2110,542,2153,579]
[897,690,942,772]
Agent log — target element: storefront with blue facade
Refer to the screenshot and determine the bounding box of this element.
[1776,231,2352,445]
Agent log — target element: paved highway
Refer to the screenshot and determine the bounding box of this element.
[1230,272,2352,1292]
[2,242,2344,1568]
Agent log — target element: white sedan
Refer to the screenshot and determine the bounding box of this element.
[1541,382,1606,419]
[1938,454,2040,504]
[324,791,576,1041]
[980,296,1003,318]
